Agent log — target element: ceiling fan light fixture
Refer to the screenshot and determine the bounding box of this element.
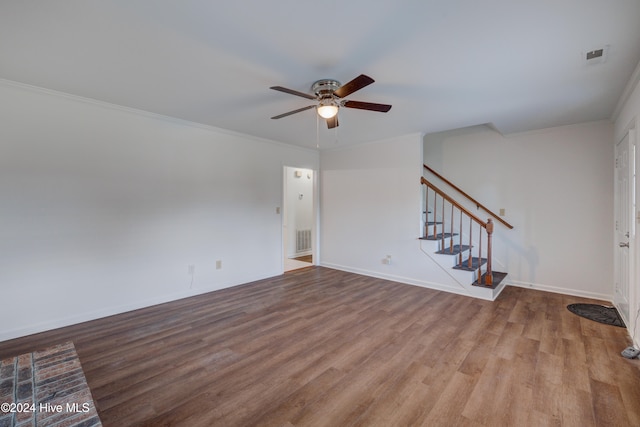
[317,103,338,119]
[270,75,391,126]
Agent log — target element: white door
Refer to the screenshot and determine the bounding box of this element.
[614,132,634,323]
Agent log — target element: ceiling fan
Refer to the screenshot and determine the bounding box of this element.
[270,74,392,129]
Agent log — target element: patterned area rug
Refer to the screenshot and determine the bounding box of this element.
[0,341,101,427]
[567,303,626,328]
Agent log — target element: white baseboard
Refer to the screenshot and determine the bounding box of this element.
[288,250,312,258]
[2,268,616,343]
[508,279,613,302]
[319,262,493,300]
[0,271,280,343]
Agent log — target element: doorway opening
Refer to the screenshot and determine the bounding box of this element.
[283,166,316,272]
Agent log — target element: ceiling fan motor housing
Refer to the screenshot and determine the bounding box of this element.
[312,79,341,99]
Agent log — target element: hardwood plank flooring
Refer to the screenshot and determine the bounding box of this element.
[1,267,639,426]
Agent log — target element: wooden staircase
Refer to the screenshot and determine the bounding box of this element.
[420,166,512,300]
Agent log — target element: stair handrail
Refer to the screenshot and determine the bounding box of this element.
[421,176,496,286]
[421,177,487,228]
[423,164,513,229]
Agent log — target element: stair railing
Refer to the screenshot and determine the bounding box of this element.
[424,164,513,230]
[421,177,495,286]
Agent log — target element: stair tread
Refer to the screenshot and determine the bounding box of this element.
[472,271,508,289]
[425,221,442,225]
[436,244,471,255]
[453,257,487,270]
[420,232,458,240]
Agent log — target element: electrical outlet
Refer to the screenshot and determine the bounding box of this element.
[188,265,195,275]
[216,260,222,270]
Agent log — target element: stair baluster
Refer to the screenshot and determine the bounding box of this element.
[425,186,429,237]
[441,196,446,251]
[433,192,438,237]
[467,217,473,269]
[458,210,463,265]
[449,203,454,254]
[477,224,482,281]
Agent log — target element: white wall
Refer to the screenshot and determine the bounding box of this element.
[614,66,640,346]
[0,80,319,342]
[424,121,614,300]
[320,133,466,293]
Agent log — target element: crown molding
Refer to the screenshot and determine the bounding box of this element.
[612,59,640,121]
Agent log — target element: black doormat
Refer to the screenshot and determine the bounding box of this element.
[567,303,626,327]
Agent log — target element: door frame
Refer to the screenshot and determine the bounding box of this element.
[614,120,639,346]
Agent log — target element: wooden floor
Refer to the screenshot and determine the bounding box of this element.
[1,267,639,426]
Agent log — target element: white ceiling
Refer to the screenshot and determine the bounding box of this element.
[1,1,639,149]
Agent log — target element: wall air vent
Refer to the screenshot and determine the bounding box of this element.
[583,45,609,65]
[586,49,603,60]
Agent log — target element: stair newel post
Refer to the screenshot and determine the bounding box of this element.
[484,219,494,286]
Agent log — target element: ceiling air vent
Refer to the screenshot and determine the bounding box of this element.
[584,45,609,65]
[586,49,603,60]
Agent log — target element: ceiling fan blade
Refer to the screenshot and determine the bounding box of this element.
[326,115,339,129]
[270,86,316,100]
[342,100,392,113]
[271,105,316,119]
[333,74,375,98]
